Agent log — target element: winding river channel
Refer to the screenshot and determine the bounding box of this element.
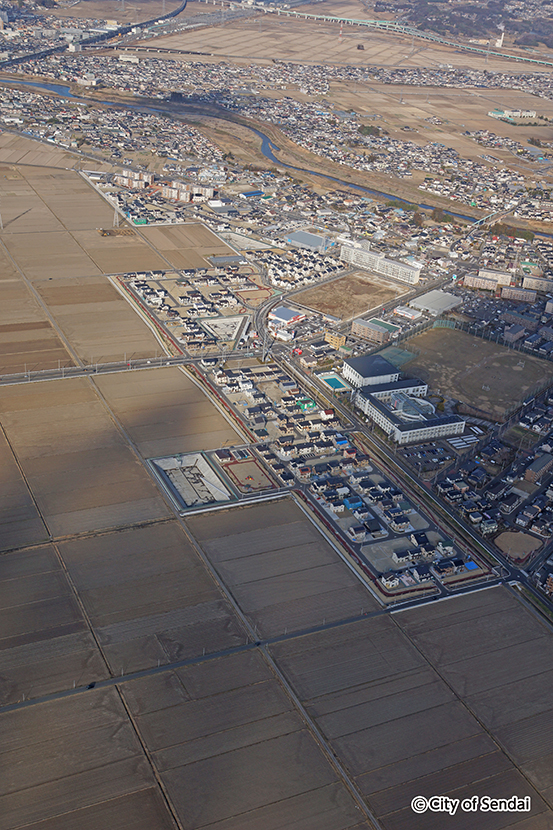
[0,76,499,226]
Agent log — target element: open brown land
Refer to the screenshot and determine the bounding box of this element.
[34,277,162,363]
[187,498,378,637]
[294,271,409,320]
[0,166,164,362]
[0,377,170,537]
[0,544,108,705]
[58,519,244,674]
[0,427,47,551]
[71,228,169,273]
[2,484,553,829]
[122,650,365,830]
[0,245,75,373]
[270,586,553,830]
[148,11,551,73]
[139,223,237,270]
[0,688,178,830]
[94,366,240,457]
[326,82,553,179]
[402,328,553,419]
[49,0,182,23]
[0,131,86,169]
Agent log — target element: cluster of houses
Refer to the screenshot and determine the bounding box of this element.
[255,248,341,289]
[125,267,252,350]
[437,444,553,540]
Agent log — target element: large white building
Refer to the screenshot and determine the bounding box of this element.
[341,354,400,388]
[339,241,421,285]
[353,379,465,445]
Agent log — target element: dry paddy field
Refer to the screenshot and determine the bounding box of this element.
[50,0,182,22]
[1,468,553,829]
[267,586,553,830]
[34,277,161,364]
[329,83,553,173]
[0,245,75,373]
[403,328,553,419]
[0,377,171,538]
[150,13,546,73]
[0,166,166,362]
[0,132,85,169]
[139,223,238,271]
[294,271,408,320]
[0,426,48,551]
[93,366,241,457]
[187,498,380,638]
[57,519,246,675]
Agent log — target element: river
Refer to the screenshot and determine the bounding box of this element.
[0,76,518,227]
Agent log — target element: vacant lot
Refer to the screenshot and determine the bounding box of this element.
[495,530,542,561]
[187,498,378,637]
[94,366,240,457]
[403,328,553,419]
[295,271,408,320]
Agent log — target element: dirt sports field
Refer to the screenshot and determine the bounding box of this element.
[495,530,542,561]
[294,271,408,320]
[222,457,275,493]
[403,328,553,419]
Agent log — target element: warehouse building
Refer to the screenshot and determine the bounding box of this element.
[410,290,462,317]
[287,230,333,252]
